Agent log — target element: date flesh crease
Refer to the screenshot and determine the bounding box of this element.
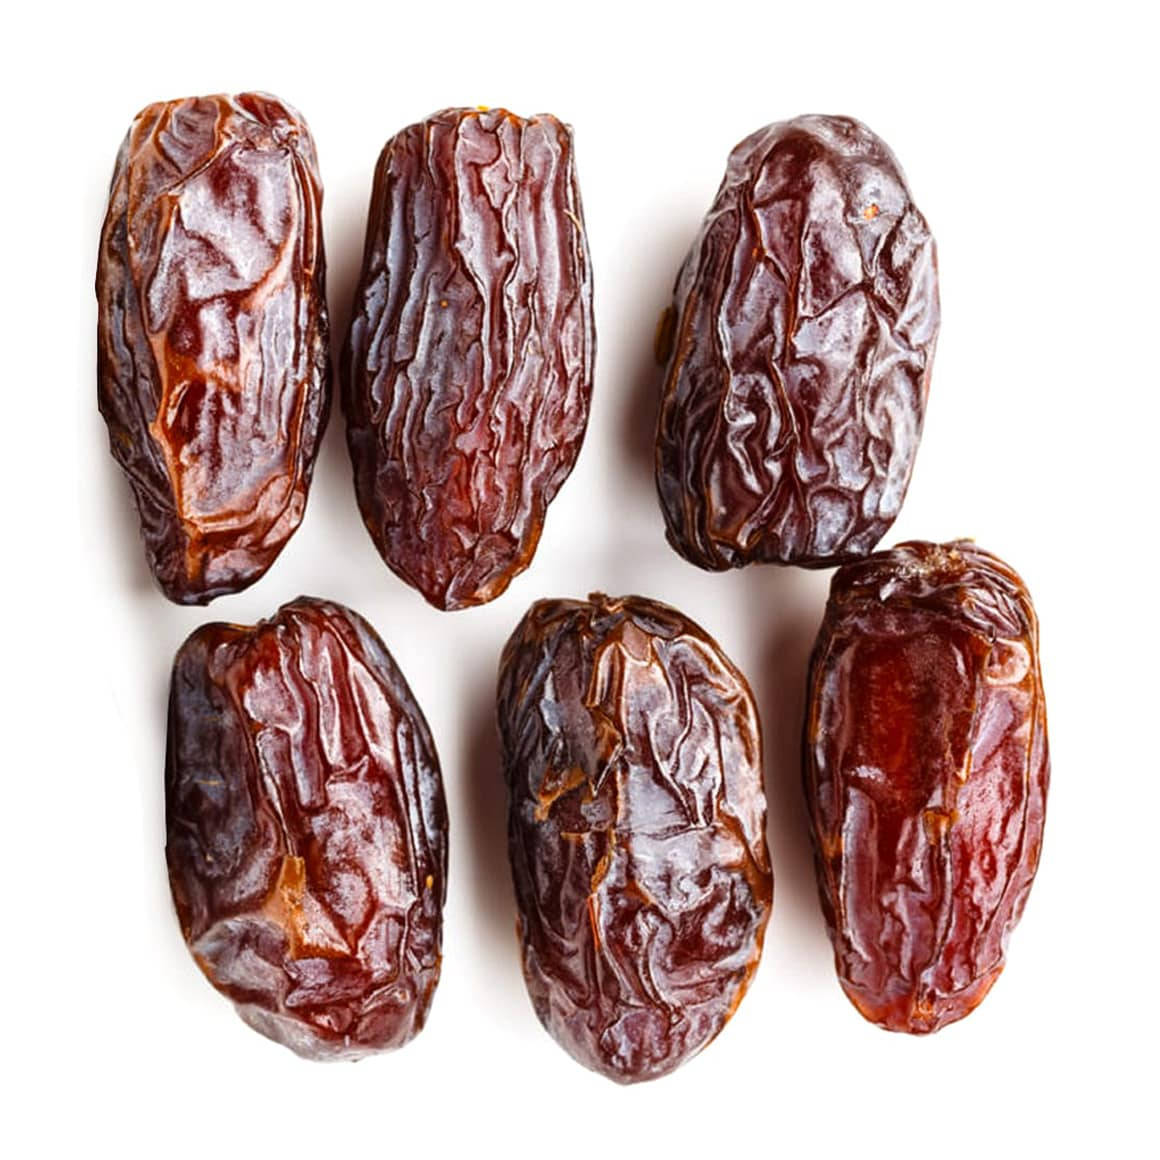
[497,593,772,1082]
[803,541,1049,1033]
[165,597,447,1059]
[343,107,594,610]
[656,114,939,569]
[97,92,330,604]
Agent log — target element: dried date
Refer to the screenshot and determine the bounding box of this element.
[655,115,939,569]
[97,93,330,604]
[803,540,1049,1033]
[497,593,772,1082]
[343,107,594,610]
[165,596,447,1059]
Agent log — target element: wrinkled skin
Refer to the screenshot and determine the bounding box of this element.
[656,115,939,569]
[165,597,447,1059]
[803,541,1049,1033]
[343,107,594,610]
[97,93,331,604]
[497,593,772,1083]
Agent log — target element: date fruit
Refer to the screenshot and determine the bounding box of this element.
[97,93,330,604]
[803,540,1049,1033]
[343,107,594,610]
[165,596,447,1059]
[655,115,939,569]
[497,593,772,1082]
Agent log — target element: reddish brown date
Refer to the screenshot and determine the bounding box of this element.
[97,93,330,604]
[803,541,1049,1033]
[343,107,594,610]
[655,115,939,569]
[497,594,772,1082]
[165,597,447,1059]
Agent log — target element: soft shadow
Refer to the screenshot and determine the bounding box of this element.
[323,181,368,397]
[616,217,699,486]
[314,181,371,512]
[459,672,517,946]
[746,566,830,931]
[94,421,164,602]
[621,303,665,486]
[308,355,359,531]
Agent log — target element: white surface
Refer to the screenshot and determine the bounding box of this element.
[3,2,1155,1154]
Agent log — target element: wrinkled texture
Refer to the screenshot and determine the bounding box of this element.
[97,93,331,604]
[655,114,939,569]
[343,107,594,610]
[166,597,447,1059]
[497,593,772,1082]
[803,540,1049,1033]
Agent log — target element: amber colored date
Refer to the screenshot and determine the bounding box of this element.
[803,541,1049,1033]
[655,115,939,569]
[497,594,772,1082]
[343,107,594,610]
[165,597,447,1059]
[97,93,330,604]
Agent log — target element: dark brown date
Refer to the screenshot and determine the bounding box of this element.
[97,93,330,604]
[497,593,772,1082]
[803,541,1049,1033]
[343,107,594,610]
[165,596,447,1059]
[655,115,939,569]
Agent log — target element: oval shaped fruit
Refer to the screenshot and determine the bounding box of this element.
[97,92,331,604]
[803,540,1049,1033]
[165,596,447,1059]
[497,593,772,1082]
[655,114,939,569]
[343,106,595,610]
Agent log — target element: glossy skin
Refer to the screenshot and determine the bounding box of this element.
[497,594,772,1082]
[165,597,447,1059]
[803,541,1049,1033]
[343,107,594,610]
[656,115,939,569]
[97,93,331,604]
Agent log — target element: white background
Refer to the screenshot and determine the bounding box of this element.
[3,1,1155,1154]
